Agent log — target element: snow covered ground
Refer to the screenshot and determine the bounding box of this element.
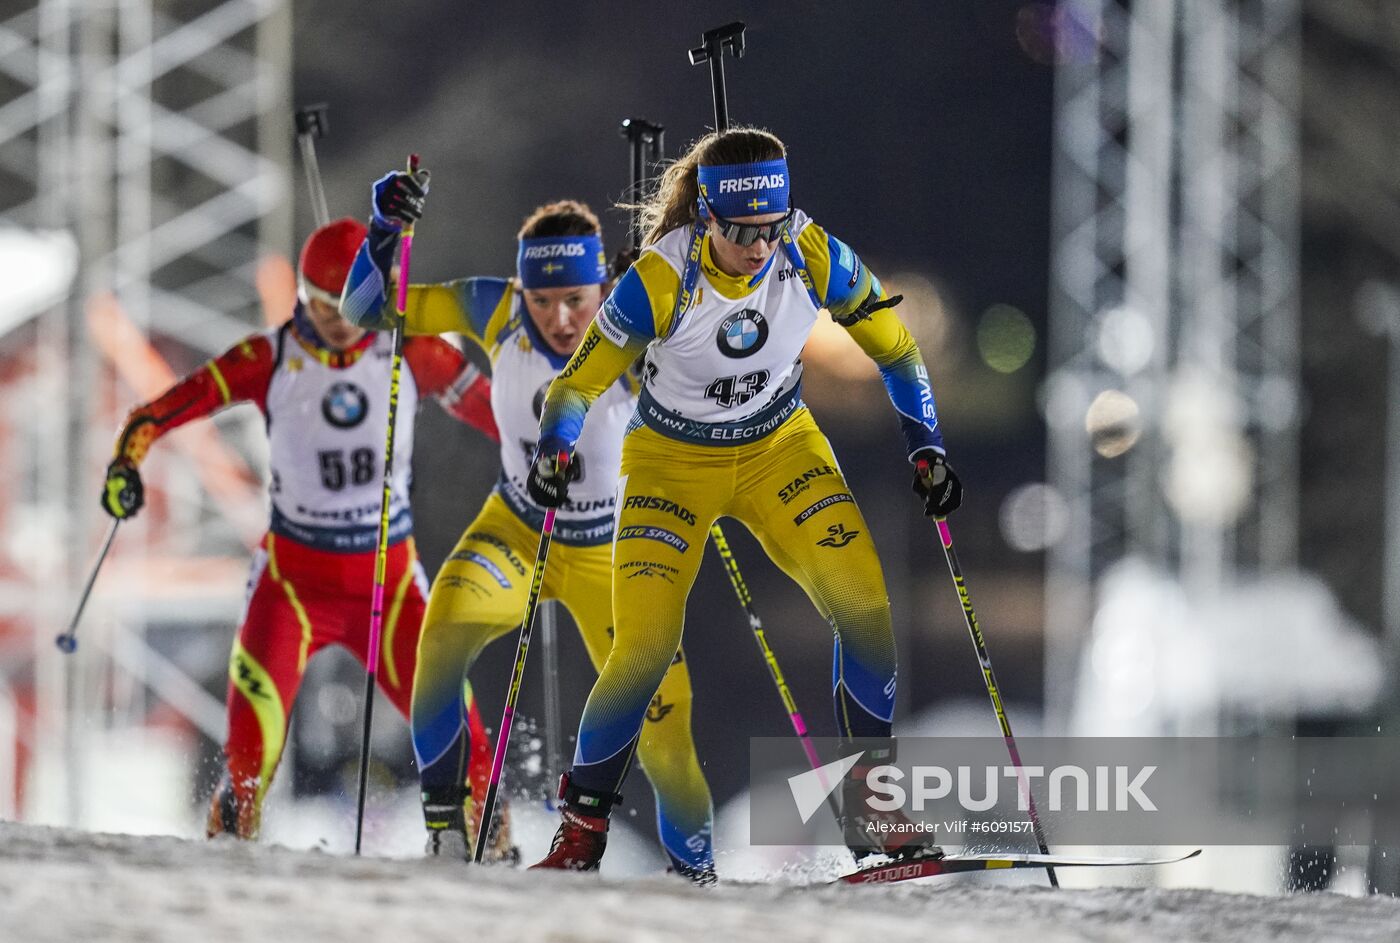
[2,822,1399,942]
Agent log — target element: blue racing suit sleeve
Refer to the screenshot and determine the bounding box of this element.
[593,263,664,346]
[535,254,661,456]
[340,219,508,342]
[341,219,401,328]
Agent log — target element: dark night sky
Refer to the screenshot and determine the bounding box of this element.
[293,1,1055,335]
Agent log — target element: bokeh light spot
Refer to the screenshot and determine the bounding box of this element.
[1085,389,1142,458]
[977,304,1036,373]
[1095,305,1155,375]
[999,482,1070,552]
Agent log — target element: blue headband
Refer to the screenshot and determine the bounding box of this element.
[517,235,608,289]
[697,158,790,220]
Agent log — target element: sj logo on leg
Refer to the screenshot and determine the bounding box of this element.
[816,523,860,548]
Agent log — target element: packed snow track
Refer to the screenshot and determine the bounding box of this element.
[2,822,1398,942]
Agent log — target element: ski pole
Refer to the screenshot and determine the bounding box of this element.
[708,526,840,822]
[474,456,569,863]
[294,103,331,227]
[352,153,419,856]
[932,516,1058,888]
[54,519,120,654]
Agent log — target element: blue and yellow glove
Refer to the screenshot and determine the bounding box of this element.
[371,167,430,231]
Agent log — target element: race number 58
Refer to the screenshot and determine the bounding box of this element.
[318,448,375,491]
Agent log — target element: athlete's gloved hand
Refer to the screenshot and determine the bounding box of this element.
[101,459,144,520]
[911,449,962,518]
[526,443,579,509]
[371,166,430,231]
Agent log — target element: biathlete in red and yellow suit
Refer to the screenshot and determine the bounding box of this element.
[99,218,500,840]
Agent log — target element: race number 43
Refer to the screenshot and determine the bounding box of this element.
[704,370,769,409]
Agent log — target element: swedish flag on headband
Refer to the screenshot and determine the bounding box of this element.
[697,158,790,219]
[517,235,608,289]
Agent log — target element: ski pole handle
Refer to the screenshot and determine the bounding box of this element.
[395,153,420,316]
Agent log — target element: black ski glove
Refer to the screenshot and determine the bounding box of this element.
[911,449,962,518]
[526,446,579,509]
[101,459,144,520]
[371,166,430,231]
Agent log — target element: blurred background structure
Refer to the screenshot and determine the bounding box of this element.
[1,0,1399,894]
[0,0,293,831]
[1047,0,1308,732]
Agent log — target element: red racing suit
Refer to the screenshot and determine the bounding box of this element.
[112,311,498,838]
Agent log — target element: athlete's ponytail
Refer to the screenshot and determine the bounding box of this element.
[634,128,786,247]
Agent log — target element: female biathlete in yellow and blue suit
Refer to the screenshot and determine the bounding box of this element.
[525,128,964,872]
[340,174,715,879]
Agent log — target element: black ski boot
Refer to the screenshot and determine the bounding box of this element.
[207,772,237,838]
[423,799,470,861]
[422,788,520,864]
[206,769,257,840]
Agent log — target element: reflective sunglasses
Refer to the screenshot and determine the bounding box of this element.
[703,197,795,247]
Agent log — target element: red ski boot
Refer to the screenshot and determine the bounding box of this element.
[529,775,617,873]
[531,806,609,872]
[842,753,944,865]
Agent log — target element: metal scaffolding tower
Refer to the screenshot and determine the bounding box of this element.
[1045,0,1302,724]
[0,0,291,825]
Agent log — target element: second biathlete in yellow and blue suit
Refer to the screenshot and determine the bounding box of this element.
[341,175,714,877]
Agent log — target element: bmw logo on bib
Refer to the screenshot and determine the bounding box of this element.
[322,381,369,429]
[716,309,769,359]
